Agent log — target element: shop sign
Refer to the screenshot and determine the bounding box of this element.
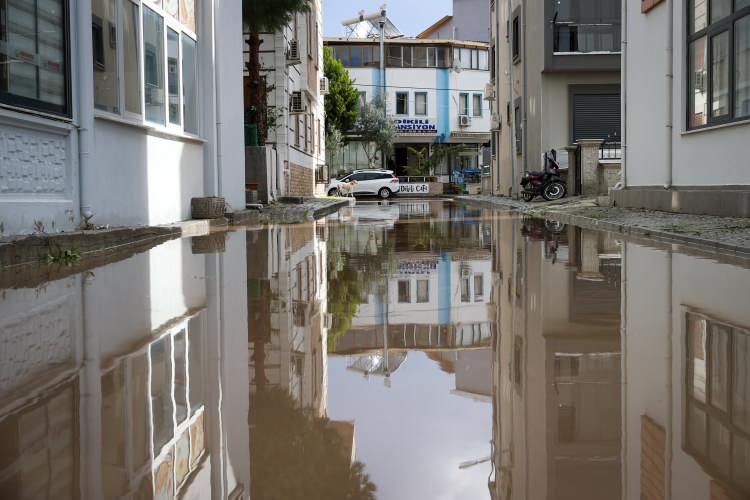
[400,183,430,194]
[399,260,438,275]
[394,118,438,136]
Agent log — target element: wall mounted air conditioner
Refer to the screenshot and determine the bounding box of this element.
[484,83,496,101]
[459,115,472,127]
[491,113,502,130]
[286,39,301,65]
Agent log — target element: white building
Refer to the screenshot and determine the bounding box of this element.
[615,0,750,216]
[0,232,251,499]
[249,0,327,198]
[324,37,491,181]
[0,0,245,237]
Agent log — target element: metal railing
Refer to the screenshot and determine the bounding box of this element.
[599,135,622,160]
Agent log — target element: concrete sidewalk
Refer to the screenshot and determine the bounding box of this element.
[229,197,354,225]
[459,195,750,258]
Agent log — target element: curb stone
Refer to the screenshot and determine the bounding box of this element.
[457,195,750,259]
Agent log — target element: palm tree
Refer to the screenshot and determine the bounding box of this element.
[243,0,310,145]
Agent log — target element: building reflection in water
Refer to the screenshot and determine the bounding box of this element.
[1,200,749,500]
[0,234,251,500]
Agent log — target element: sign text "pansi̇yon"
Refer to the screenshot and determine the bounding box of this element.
[394,119,437,135]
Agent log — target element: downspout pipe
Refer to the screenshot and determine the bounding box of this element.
[507,0,517,197]
[77,0,95,220]
[521,0,528,177]
[665,0,674,189]
[620,0,628,188]
[213,0,224,199]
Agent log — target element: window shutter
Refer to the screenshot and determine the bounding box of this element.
[572,93,621,141]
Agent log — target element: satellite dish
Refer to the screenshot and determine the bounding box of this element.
[453,61,463,73]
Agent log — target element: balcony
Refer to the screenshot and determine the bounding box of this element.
[553,22,621,54]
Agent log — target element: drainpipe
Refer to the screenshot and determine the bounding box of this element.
[77,0,95,221]
[620,0,628,188]
[507,0,517,197]
[202,1,219,197]
[665,0,674,189]
[213,0,224,198]
[521,0,528,177]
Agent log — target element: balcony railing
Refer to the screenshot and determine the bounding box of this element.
[553,22,621,54]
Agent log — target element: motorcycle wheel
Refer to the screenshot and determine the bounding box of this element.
[522,192,535,202]
[542,182,566,201]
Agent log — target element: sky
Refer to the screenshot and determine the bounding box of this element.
[327,352,493,500]
[322,0,453,38]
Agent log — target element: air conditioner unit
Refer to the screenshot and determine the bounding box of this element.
[491,113,502,130]
[286,39,301,65]
[484,82,496,101]
[458,115,472,127]
[320,76,330,95]
[289,91,305,113]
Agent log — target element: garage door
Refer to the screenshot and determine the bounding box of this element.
[572,93,621,141]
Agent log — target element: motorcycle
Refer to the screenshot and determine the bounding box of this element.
[520,150,567,202]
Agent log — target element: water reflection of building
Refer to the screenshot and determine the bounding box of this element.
[247,223,328,416]
[621,241,750,500]
[0,235,250,499]
[330,202,495,368]
[490,218,622,500]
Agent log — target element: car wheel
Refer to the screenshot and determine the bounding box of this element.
[542,182,566,201]
[378,188,392,199]
[328,189,338,197]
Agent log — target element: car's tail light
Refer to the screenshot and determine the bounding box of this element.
[391,178,399,184]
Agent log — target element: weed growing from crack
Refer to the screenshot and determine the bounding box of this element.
[44,248,81,265]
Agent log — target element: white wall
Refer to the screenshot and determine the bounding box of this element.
[626,0,750,187]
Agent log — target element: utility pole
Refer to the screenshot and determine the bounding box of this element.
[343,5,388,169]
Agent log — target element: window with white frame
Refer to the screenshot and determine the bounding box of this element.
[473,93,483,117]
[453,47,490,70]
[415,92,428,115]
[459,93,470,116]
[0,0,70,116]
[92,0,198,133]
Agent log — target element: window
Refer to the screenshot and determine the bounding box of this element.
[473,94,483,117]
[0,0,69,115]
[143,7,165,124]
[398,280,411,303]
[413,46,428,67]
[512,16,521,62]
[474,274,484,300]
[182,34,197,133]
[123,0,141,114]
[459,93,470,115]
[93,0,119,113]
[415,92,428,115]
[461,277,470,302]
[387,45,403,66]
[453,47,489,70]
[396,92,409,115]
[552,0,621,53]
[417,280,429,303]
[687,0,750,128]
[92,0,197,130]
[167,29,180,125]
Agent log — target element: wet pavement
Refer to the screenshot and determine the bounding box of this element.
[0,199,748,500]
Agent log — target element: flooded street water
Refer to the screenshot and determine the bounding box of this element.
[1,200,749,500]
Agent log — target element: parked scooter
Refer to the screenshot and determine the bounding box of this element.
[520,150,567,202]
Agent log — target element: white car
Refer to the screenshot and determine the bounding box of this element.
[326,170,400,199]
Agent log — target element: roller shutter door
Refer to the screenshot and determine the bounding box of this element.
[572,93,621,141]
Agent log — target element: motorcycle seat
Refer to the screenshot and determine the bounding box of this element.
[527,171,544,177]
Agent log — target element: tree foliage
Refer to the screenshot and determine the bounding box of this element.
[242,0,311,144]
[406,145,468,176]
[324,47,359,136]
[351,96,397,168]
[243,0,310,33]
[250,388,377,500]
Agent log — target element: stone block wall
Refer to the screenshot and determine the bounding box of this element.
[287,163,314,197]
